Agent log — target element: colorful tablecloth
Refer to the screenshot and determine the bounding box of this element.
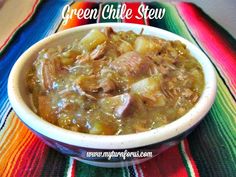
[0,1,235,177]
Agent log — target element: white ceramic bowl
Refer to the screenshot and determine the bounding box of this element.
[8,23,216,168]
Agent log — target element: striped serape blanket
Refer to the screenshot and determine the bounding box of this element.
[0,1,235,177]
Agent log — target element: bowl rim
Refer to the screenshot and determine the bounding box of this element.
[7,23,217,149]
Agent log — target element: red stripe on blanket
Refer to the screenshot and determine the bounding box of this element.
[12,137,47,177]
[140,145,189,177]
[0,0,40,52]
[71,159,76,177]
[183,140,199,177]
[30,143,48,177]
[122,2,145,24]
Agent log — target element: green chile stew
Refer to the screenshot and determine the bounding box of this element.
[27,27,204,135]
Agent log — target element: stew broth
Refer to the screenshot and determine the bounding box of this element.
[27,27,204,135]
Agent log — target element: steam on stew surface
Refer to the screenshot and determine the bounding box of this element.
[27,27,204,135]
